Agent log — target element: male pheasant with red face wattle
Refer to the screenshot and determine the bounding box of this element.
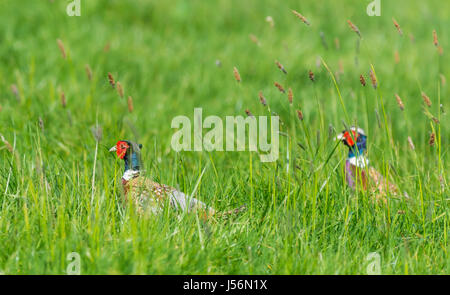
[109,140,245,218]
[336,127,398,203]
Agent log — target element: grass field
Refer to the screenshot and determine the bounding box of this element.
[0,0,448,274]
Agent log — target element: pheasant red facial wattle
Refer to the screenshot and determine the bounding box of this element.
[116,141,129,159]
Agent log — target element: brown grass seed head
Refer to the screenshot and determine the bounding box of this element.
[108,73,115,88]
[395,94,405,111]
[57,39,66,59]
[292,10,310,25]
[274,82,285,93]
[259,91,267,106]
[392,18,403,35]
[360,74,366,86]
[127,96,134,113]
[233,67,241,82]
[288,88,293,104]
[421,92,432,107]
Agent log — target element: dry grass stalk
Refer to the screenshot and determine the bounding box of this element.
[233,67,241,82]
[392,18,403,35]
[296,110,304,121]
[369,70,377,89]
[429,132,436,147]
[395,94,405,111]
[85,64,93,80]
[288,88,293,104]
[360,74,366,86]
[347,20,361,38]
[127,96,134,113]
[292,10,310,25]
[433,30,439,47]
[407,136,415,150]
[258,91,267,106]
[116,81,124,98]
[308,70,315,82]
[61,92,67,108]
[421,92,431,107]
[275,60,287,74]
[57,39,66,59]
[108,72,115,88]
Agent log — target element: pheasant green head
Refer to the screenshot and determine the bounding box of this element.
[109,140,143,171]
[336,127,367,158]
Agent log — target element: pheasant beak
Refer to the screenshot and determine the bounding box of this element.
[109,145,117,152]
[335,133,344,141]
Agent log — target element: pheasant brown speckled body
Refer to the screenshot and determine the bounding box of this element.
[110,140,244,218]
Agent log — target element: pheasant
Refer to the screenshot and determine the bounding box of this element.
[336,127,398,203]
[109,140,245,218]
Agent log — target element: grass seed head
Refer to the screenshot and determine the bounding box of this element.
[288,88,293,104]
[308,70,315,82]
[10,84,20,102]
[275,60,287,74]
[433,30,439,47]
[85,64,93,80]
[57,39,66,59]
[258,91,267,106]
[292,10,310,26]
[245,109,253,117]
[359,74,366,86]
[91,126,103,142]
[347,20,361,38]
[334,37,340,50]
[395,94,405,111]
[394,50,400,64]
[369,69,377,89]
[108,72,115,88]
[249,34,260,46]
[39,117,44,131]
[421,92,432,107]
[440,74,446,86]
[265,16,275,27]
[429,132,436,147]
[296,109,304,121]
[392,18,403,35]
[116,81,124,98]
[233,67,241,82]
[103,42,111,53]
[127,96,134,113]
[61,91,66,108]
[274,82,285,93]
